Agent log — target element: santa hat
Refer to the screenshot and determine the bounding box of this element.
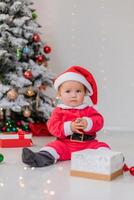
[54,66,97,105]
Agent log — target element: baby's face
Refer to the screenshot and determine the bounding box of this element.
[58,81,86,107]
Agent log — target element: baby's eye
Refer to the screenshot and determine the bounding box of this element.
[65,90,70,93]
[76,90,81,93]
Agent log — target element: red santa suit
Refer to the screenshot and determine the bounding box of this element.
[41,103,110,161]
[22,66,112,168]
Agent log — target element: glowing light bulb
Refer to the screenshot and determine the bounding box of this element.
[46,179,51,184]
[49,190,55,196]
[20,182,25,188]
[24,166,28,170]
[0,182,4,187]
[19,176,23,180]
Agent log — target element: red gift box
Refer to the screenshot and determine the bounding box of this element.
[0,130,33,148]
[29,122,52,136]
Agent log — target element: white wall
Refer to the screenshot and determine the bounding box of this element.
[33,0,134,131]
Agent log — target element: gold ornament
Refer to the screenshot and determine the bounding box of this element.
[25,86,35,97]
[23,108,31,118]
[7,89,18,100]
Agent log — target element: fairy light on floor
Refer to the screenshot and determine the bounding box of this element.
[19,182,25,188]
[23,166,28,170]
[49,190,55,196]
[46,179,51,184]
[0,182,4,187]
[19,176,23,180]
[43,189,55,197]
[18,176,25,188]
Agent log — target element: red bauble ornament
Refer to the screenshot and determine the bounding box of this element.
[32,33,41,42]
[123,164,129,172]
[16,121,22,126]
[44,45,51,54]
[36,54,45,63]
[23,70,33,79]
[1,127,6,132]
[129,167,134,176]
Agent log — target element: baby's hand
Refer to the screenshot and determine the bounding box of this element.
[79,118,88,129]
[71,118,87,134]
[71,119,84,134]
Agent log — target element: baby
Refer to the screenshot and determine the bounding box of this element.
[22,66,110,167]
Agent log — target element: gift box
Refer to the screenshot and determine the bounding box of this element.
[29,122,52,136]
[0,129,33,148]
[70,149,124,181]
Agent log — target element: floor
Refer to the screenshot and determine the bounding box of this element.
[0,131,134,200]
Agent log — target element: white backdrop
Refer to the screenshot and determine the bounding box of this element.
[33,0,134,131]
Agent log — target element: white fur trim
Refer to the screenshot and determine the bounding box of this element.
[57,103,89,109]
[82,117,93,131]
[64,121,73,136]
[97,147,111,150]
[40,146,60,162]
[92,104,98,110]
[54,72,93,95]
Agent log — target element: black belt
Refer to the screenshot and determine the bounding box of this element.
[67,133,95,142]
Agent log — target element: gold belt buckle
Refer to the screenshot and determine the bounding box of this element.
[70,133,84,142]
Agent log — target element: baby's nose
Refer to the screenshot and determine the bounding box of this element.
[71,92,77,97]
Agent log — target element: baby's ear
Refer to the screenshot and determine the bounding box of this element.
[56,91,61,99]
[85,90,89,96]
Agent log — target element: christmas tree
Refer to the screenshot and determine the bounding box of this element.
[0,0,53,133]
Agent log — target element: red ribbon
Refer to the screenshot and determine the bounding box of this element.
[18,129,25,140]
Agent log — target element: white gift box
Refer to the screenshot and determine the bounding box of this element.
[70,149,124,181]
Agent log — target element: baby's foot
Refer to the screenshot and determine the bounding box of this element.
[22,148,55,167]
